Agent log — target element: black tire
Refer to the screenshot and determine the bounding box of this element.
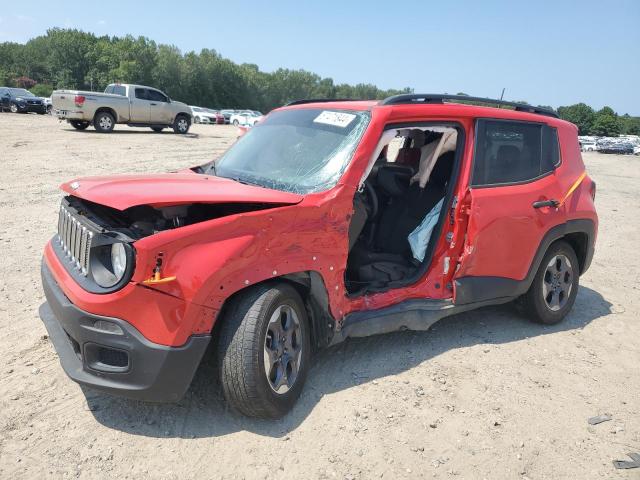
[46,105,52,114]
[93,111,115,133]
[520,240,579,325]
[10,103,19,113]
[173,114,190,134]
[217,282,311,418]
[232,119,239,126]
[151,126,164,133]
[70,120,90,130]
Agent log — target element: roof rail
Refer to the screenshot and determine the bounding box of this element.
[379,94,558,118]
[285,98,356,106]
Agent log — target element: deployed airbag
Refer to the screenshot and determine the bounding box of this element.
[408,197,444,262]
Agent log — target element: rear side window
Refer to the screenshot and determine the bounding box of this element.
[472,120,560,186]
[112,85,126,96]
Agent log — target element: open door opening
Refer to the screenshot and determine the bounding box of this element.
[346,124,463,296]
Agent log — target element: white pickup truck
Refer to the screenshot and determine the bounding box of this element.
[52,83,192,134]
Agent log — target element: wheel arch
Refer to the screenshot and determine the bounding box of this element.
[174,111,191,123]
[94,106,118,123]
[212,271,335,352]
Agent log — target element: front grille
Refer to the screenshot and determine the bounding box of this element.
[57,204,93,276]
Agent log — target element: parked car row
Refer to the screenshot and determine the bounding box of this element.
[579,135,640,155]
[190,106,263,126]
[190,106,225,124]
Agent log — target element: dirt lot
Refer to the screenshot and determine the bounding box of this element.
[0,113,638,480]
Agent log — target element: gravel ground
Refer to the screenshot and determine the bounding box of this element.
[0,113,638,480]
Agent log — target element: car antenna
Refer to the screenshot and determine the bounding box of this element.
[499,87,505,108]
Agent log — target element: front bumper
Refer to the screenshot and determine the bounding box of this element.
[17,103,46,113]
[40,261,211,402]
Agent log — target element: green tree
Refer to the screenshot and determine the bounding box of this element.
[30,83,54,97]
[557,103,595,135]
[591,113,621,136]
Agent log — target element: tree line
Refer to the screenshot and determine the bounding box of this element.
[0,28,638,136]
[0,28,410,112]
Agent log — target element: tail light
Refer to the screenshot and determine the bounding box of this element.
[589,180,596,201]
[74,95,86,107]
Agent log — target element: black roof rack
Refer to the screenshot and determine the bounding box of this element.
[285,98,356,106]
[379,94,558,118]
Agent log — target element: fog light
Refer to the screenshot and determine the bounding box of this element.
[92,320,123,335]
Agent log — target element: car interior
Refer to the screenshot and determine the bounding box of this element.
[345,125,460,295]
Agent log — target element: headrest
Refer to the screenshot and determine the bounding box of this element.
[395,147,421,169]
[398,129,426,148]
[408,129,426,148]
[497,145,520,165]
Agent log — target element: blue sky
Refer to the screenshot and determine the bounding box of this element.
[1,0,639,114]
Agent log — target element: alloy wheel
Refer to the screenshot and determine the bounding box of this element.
[263,304,303,394]
[178,118,188,132]
[542,254,573,311]
[99,115,112,130]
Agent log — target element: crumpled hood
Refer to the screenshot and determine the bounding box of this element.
[60,172,303,210]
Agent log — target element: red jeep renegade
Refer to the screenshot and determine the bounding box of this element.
[40,94,597,418]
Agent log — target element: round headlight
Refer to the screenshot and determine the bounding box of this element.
[91,241,130,288]
[111,243,127,281]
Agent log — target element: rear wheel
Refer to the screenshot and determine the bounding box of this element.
[173,114,190,134]
[93,111,115,133]
[70,120,90,130]
[520,240,579,325]
[10,103,18,113]
[232,119,239,126]
[217,283,310,418]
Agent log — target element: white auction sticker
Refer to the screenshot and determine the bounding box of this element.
[313,111,356,128]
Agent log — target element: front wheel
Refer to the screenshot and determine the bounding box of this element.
[520,240,579,325]
[70,120,90,130]
[232,119,239,126]
[217,283,311,418]
[173,115,190,134]
[93,111,115,133]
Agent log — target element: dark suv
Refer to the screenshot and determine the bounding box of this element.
[0,87,46,114]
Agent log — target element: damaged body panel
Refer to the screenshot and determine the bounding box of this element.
[40,95,598,415]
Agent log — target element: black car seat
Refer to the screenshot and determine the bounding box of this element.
[376,152,454,254]
[357,152,454,285]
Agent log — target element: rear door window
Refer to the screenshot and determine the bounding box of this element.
[472,120,560,186]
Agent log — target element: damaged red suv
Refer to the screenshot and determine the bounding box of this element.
[40,94,597,418]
